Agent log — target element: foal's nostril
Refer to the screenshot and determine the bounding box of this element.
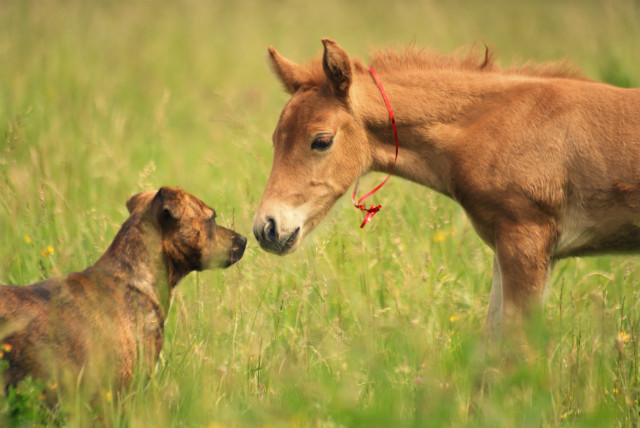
[265,217,277,243]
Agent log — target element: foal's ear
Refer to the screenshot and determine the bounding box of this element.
[321,38,352,98]
[151,186,186,226]
[268,46,312,94]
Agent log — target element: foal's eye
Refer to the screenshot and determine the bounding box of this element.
[311,135,334,151]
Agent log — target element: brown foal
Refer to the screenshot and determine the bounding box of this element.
[253,38,640,340]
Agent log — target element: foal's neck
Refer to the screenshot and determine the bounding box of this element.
[356,70,507,197]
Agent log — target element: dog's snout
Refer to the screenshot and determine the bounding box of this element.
[225,234,247,268]
[236,235,248,256]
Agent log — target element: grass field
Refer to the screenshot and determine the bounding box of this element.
[1,1,639,426]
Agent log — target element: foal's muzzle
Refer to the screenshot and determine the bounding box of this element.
[253,214,301,255]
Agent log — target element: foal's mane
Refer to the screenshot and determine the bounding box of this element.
[301,44,587,86]
[366,45,587,80]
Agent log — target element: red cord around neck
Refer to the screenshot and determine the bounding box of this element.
[352,67,399,228]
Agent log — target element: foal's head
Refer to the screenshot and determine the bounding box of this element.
[253,39,371,255]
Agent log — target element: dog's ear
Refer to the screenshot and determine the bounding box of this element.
[126,192,146,214]
[152,186,186,226]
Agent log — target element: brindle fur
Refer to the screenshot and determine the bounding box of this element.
[1,186,246,392]
[253,39,640,341]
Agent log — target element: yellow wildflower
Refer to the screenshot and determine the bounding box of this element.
[0,342,9,359]
[433,231,448,243]
[41,245,54,258]
[23,234,31,244]
[433,227,458,243]
[105,391,112,403]
[449,315,458,323]
[618,331,630,343]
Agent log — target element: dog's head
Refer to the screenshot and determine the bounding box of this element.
[126,187,247,275]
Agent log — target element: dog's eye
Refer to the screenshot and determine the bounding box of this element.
[311,135,334,151]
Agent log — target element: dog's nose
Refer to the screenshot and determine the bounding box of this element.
[225,234,247,268]
[232,235,247,262]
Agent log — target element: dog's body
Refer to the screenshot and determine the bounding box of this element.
[0,187,246,392]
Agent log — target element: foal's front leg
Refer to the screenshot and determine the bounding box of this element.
[485,254,503,344]
[492,219,557,337]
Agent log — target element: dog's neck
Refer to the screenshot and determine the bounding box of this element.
[93,216,173,318]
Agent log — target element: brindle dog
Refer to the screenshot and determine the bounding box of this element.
[0,186,246,394]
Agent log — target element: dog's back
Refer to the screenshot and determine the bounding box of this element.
[1,281,60,388]
[0,273,150,391]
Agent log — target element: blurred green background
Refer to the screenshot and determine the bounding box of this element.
[1,1,639,427]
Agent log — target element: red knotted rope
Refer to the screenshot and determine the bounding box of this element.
[352,67,399,228]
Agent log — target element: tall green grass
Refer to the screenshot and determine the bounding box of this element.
[1,0,639,426]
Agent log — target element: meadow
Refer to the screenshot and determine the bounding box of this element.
[1,0,639,426]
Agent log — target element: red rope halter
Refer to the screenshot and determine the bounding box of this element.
[351,67,399,228]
